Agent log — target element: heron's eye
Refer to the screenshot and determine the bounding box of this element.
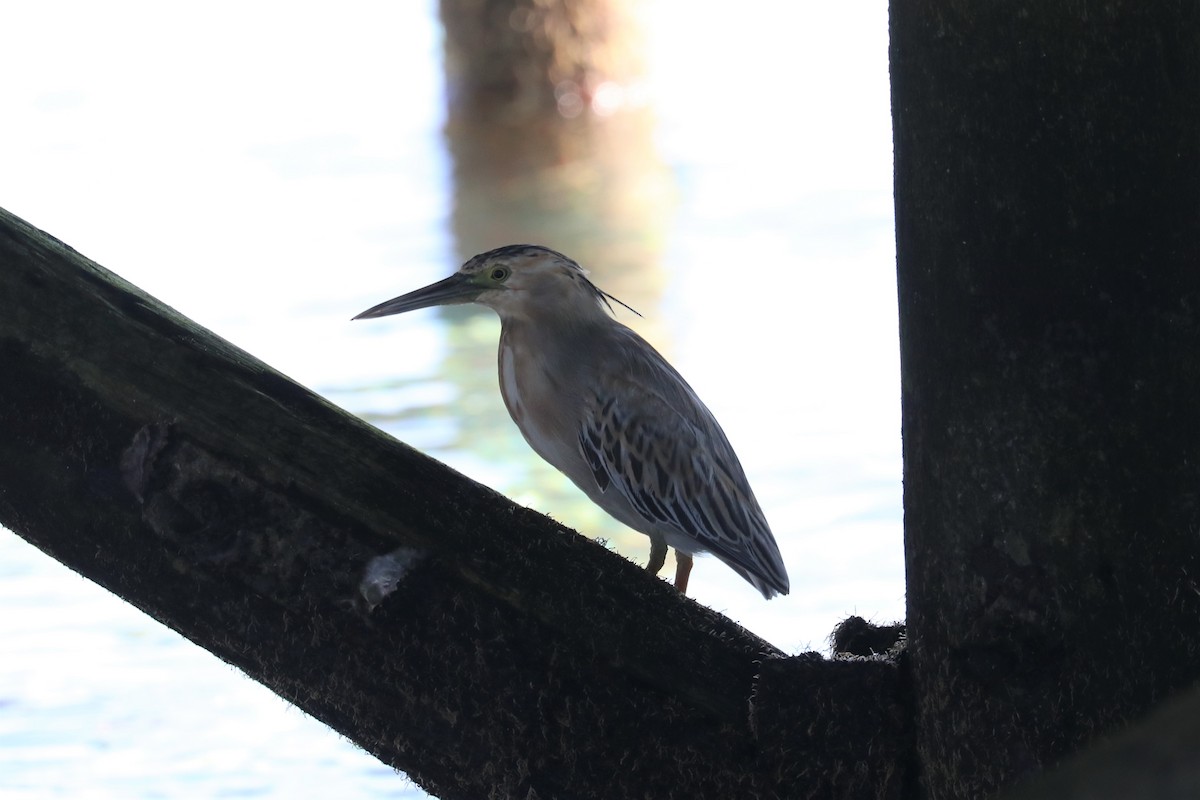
[490,267,510,282]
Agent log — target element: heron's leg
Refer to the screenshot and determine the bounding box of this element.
[646,536,668,576]
[674,551,694,595]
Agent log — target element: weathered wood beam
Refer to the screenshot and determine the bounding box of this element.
[0,207,909,799]
[999,683,1200,800]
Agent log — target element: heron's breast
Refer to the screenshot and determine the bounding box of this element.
[498,342,528,428]
[499,341,575,458]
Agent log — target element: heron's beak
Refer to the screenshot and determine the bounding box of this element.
[353,273,483,320]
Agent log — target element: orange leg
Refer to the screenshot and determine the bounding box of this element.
[674,551,694,595]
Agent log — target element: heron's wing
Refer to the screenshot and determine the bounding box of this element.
[576,340,789,596]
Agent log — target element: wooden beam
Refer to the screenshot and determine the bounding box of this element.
[0,207,908,799]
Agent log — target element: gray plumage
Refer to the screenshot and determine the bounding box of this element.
[355,245,789,598]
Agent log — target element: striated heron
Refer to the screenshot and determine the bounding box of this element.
[354,245,789,599]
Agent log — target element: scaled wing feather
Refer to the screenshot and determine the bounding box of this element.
[576,350,789,596]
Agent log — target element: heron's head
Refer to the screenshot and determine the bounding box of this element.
[353,245,635,324]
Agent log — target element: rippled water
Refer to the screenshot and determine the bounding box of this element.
[1,2,897,797]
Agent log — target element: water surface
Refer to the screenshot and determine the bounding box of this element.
[0,2,898,796]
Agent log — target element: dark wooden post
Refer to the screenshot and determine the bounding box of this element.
[891,3,1200,797]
